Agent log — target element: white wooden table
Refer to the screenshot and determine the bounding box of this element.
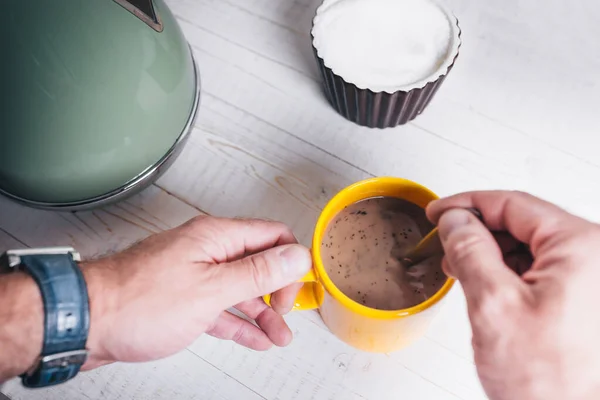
[3,0,600,398]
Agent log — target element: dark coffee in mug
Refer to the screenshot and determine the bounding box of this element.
[321,197,446,310]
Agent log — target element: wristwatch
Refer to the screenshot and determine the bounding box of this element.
[0,247,90,388]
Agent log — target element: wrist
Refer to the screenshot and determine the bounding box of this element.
[80,258,119,369]
[0,273,43,381]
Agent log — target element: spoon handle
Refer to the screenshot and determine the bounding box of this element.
[402,208,483,267]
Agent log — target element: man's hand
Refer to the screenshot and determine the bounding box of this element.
[82,216,311,369]
[428,191,600,400]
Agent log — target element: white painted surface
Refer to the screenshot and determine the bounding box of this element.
[2,0,600,398]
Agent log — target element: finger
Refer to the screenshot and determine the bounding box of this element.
[207,311,273,351]
[182,216,298,263]
[270,282,304,315]
[495,231,533,276]
[504,252,533,276]
[438,208,525,302]
[493,232,522,254]
[427,191,582,254]
[235,298,293,347]
[441,257,453,278]
[216,244,312,308]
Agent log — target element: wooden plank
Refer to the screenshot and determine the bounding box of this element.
[0,185,202,259]
[187,311,486,400]
[2,350,264,400]
[157,96,371,245]
[0,229,27,251]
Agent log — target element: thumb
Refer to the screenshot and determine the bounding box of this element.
[438,208,521,302]
[217,244,312,307]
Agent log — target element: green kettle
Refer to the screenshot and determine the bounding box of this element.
[0,0,200,210]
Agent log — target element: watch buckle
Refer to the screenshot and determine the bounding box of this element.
[27,350,89,376]
[1,247,81,271]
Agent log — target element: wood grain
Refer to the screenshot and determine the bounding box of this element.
[3,351,265,400]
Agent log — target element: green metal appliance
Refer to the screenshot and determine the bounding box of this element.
[0,0,200,210]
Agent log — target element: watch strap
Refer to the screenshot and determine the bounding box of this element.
[19,254,90,387]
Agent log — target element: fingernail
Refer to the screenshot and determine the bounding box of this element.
[439,209,473,241]
[279,245,312,279]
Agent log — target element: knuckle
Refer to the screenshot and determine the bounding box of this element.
[544,226,599,259]
[476,287,522,317]
[181,215,211,231]
[234,217,281,230]
[273,221,289,231]
[171,234,195,251]
[256,217,277,223]
[475,295,503,319]
[276,222,294,237]
[190,214,211,225]
[232,324,246,344]
[194,214,211,222]
[246,255,272,293]
[510,190,537,201]
[447,233,486,264]
[499,287,522,309]
[232,216,252,225]
[256,218,287,231]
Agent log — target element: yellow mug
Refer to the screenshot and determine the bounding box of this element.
[265,177,455,353]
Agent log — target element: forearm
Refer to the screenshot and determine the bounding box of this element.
[0,273,43,383]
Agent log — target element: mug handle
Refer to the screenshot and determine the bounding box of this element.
[263,269,322,311]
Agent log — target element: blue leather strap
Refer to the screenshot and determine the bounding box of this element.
[18,254,89,388]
